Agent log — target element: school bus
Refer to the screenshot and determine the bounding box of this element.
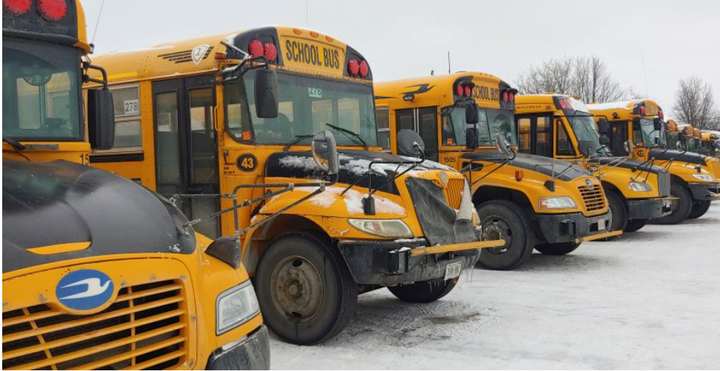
[87,27,503,345]
[588,99,720,223]
[700,131,720,156]
[2,0,269,369]
[375,72,620,271]
[514,95,672,232]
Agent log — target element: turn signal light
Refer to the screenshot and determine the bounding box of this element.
[515,170,523,181]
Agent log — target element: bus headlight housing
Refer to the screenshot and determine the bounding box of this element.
[348,219,413,238]
[628,181,652,192]
[217,281,260,335]
[692,174,714,182]
[538,196,577,210]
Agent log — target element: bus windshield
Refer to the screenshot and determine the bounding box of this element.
[225,70,378,146]
[636,118,662,148]
[443,106,516,147]
[566,114,611,156]
[2,40,82,141]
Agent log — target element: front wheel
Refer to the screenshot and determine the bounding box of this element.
[255,232,358,345]
[475,200,536,270]
[606,190,628,233]
[688,200,711,219]
[654,183,693,225]
[534,242,580,255]
[388,279,457,303]
[624,218,648,233]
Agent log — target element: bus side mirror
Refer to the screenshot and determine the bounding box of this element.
[255,69,279,119]
[653,117,662,131]
[599,136,610,145]
[623,139,634,155]
[632,117,641,131]
[312,130,340,177]
[465,104,479,124]
[87,88,115,150]
[597,117,609,135]
[465,128,478,150]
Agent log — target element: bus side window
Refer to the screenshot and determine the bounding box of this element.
[536,116,552,157]
[556,121,575,156]
[107,85,142,151]
[517,117,531,154]
[376,106,390,151]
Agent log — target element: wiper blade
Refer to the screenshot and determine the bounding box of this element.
[3,137,25,151]
[283,135,314,151]
[326,124,368,149]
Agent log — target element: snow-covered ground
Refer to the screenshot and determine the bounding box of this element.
[270,206,720,369]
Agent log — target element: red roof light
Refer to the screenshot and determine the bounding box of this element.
[248,40,264,57]
[3,0,31,15]
[503,91,509,102]
[358,60,369,77]
[263,42,277,61]
[464,86,472,97]
[38,0,67,21]
[639,106,647,116]
[456,85,464,96]
[347,59,360,76]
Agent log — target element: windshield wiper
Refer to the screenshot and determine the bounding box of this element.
[3,137,26,151]
[326,124,368,149]
[282,135,314,151]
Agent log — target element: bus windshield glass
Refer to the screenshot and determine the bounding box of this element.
[225,70,378,146]
[566,114,611,156]
[443,106,516,147]
[636,118,662,148]
[2,41,82,140]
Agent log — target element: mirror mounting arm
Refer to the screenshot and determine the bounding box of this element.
[82,62,110,90]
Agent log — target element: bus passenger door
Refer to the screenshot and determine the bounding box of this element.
[152,75,220,238]
[514,114,553,158]
[609,121,629,156]
[395,107,439,161]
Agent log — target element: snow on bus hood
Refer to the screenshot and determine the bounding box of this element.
[266,150,454,196]
[261,185,407,217]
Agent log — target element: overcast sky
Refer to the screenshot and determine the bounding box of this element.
[83,0,720,118]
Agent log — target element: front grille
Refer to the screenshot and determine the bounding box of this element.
[3,280,187,370]
[444,179,465,209]
[578,184,606,212]
[657,170,671,197]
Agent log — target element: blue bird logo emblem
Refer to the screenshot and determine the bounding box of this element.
[56,270,115,311]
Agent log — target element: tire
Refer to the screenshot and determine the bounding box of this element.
[534,242,580,255]
[254,232,358,345]
[688,200,711,219]
[475,200,536,270]
[654,183,693,225]
[606,190,628,233]
[388,279,457,303]
[624,218,648,233]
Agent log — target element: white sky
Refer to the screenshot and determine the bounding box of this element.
[83,0,720,118]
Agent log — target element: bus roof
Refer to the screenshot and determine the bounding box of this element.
[2,0,89,53]
[93,26,371,84]
[587,99,663,120]
[375,71,513,110]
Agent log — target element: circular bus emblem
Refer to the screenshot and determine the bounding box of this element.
[585,179,595,190]
[236,154,258,172]
[56,269,114,311]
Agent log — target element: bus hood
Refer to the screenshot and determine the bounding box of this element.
[649,149,707,166]
[461,152,591,181]
[2,160,196,273]
[588,156,669,175]
[266,150,455,196]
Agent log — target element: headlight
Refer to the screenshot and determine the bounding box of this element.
[348,219,413,238]
[628,181,652,192]
[692,174,714,182]
[217,281,260,335]
[538,196,577,210]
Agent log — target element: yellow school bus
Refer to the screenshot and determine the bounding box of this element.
[514,94,672,232]
[588,99,720,223]
[700,131,720,156]
[87,27,502,345]
[375,72,620,271]
[2,1,269,369]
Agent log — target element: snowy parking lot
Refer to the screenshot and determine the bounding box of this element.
[270,206,720,369]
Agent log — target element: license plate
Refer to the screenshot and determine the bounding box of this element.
[597,218,606,231]
[444,261,462,280]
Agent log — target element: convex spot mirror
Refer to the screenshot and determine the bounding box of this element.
[255,69,279,118]
[623,139,634,155]
[397,129,426,159]
[87,88,115,150]
[495,135,514,158]
[312,130,340,176]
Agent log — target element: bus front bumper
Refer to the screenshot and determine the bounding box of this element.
[337,238,503,286]
[627,197,673,220]
[687,183,720,201]
[206,325,270,370]
[535,210,615,244]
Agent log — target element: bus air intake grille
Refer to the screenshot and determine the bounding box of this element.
[578,185,606,213]
[2,280,188,370]
[444,179,465,210]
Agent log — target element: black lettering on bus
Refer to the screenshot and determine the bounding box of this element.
[285,40,292,60]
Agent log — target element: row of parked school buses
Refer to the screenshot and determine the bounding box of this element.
[3,1,720,369]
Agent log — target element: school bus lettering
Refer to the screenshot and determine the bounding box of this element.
[472,85,499,102]
[284,39,340,69]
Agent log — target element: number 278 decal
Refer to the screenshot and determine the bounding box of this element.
[236,154,258,172]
